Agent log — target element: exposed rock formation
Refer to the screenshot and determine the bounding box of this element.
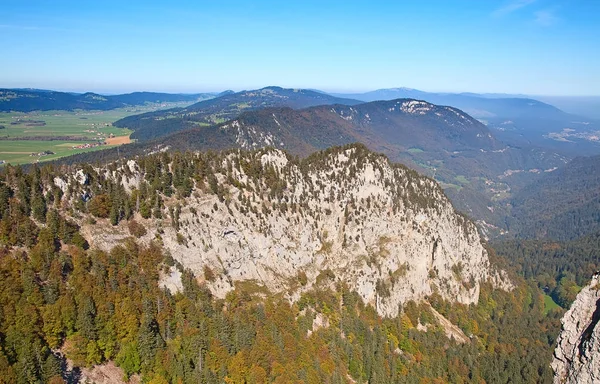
[552,273,600,383]
[75,145,509,317]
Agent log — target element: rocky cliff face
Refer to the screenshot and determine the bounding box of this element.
[552,273,600,383]
[66,145,510,317]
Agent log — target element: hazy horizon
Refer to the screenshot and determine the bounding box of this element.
[4,85,600,99]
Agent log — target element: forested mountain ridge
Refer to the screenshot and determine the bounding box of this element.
[331,87,600,156]
[332,88,568,122]
[151,98,499,155]
[0,144,562,383]
[113,86,362,141]
[0,88,214,112]
[47,98,507,179]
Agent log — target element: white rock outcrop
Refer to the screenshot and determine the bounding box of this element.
[83,146,510,317]
[552,273,600,384]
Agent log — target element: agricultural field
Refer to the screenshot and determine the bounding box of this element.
[0,102,190,165]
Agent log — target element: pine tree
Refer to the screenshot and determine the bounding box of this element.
[138,300,164,372]
[0,182,12,220]
[76,296,97,340]
[31,194,47,223]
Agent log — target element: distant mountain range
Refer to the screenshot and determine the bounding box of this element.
[62,97,498,159]
[113,86,362,141]
[332,88,566,122]
[331,88,600,155]
[110,86,600,156]
[4,86,600,157]
[0,89,216,112]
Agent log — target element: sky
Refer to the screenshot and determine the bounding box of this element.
[1,0,599,95]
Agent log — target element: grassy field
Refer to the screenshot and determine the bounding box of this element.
[0,141,123,165]
[0,102,192,165]
[543,294,561,314]
[0,110,132,139]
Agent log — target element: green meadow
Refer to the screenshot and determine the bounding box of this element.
[0,140,120,165]
[0,110,130,139]
[0,101,203,165]
[543,294,561,315]
[0,109,133,165]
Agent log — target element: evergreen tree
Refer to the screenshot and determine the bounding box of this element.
[76,296,97,340]
[138,299,164,372]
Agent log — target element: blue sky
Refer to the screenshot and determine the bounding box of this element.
[1,0,599,95]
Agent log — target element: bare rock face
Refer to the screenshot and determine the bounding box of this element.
[552,273,600,384]
[77,145,509,317]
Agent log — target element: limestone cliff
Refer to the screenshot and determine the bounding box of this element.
[58,145,509,317]
[552,273,600,384]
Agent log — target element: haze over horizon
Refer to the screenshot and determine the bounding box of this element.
[2,0,599,96]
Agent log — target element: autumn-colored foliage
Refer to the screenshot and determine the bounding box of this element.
[0,150,562,383]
